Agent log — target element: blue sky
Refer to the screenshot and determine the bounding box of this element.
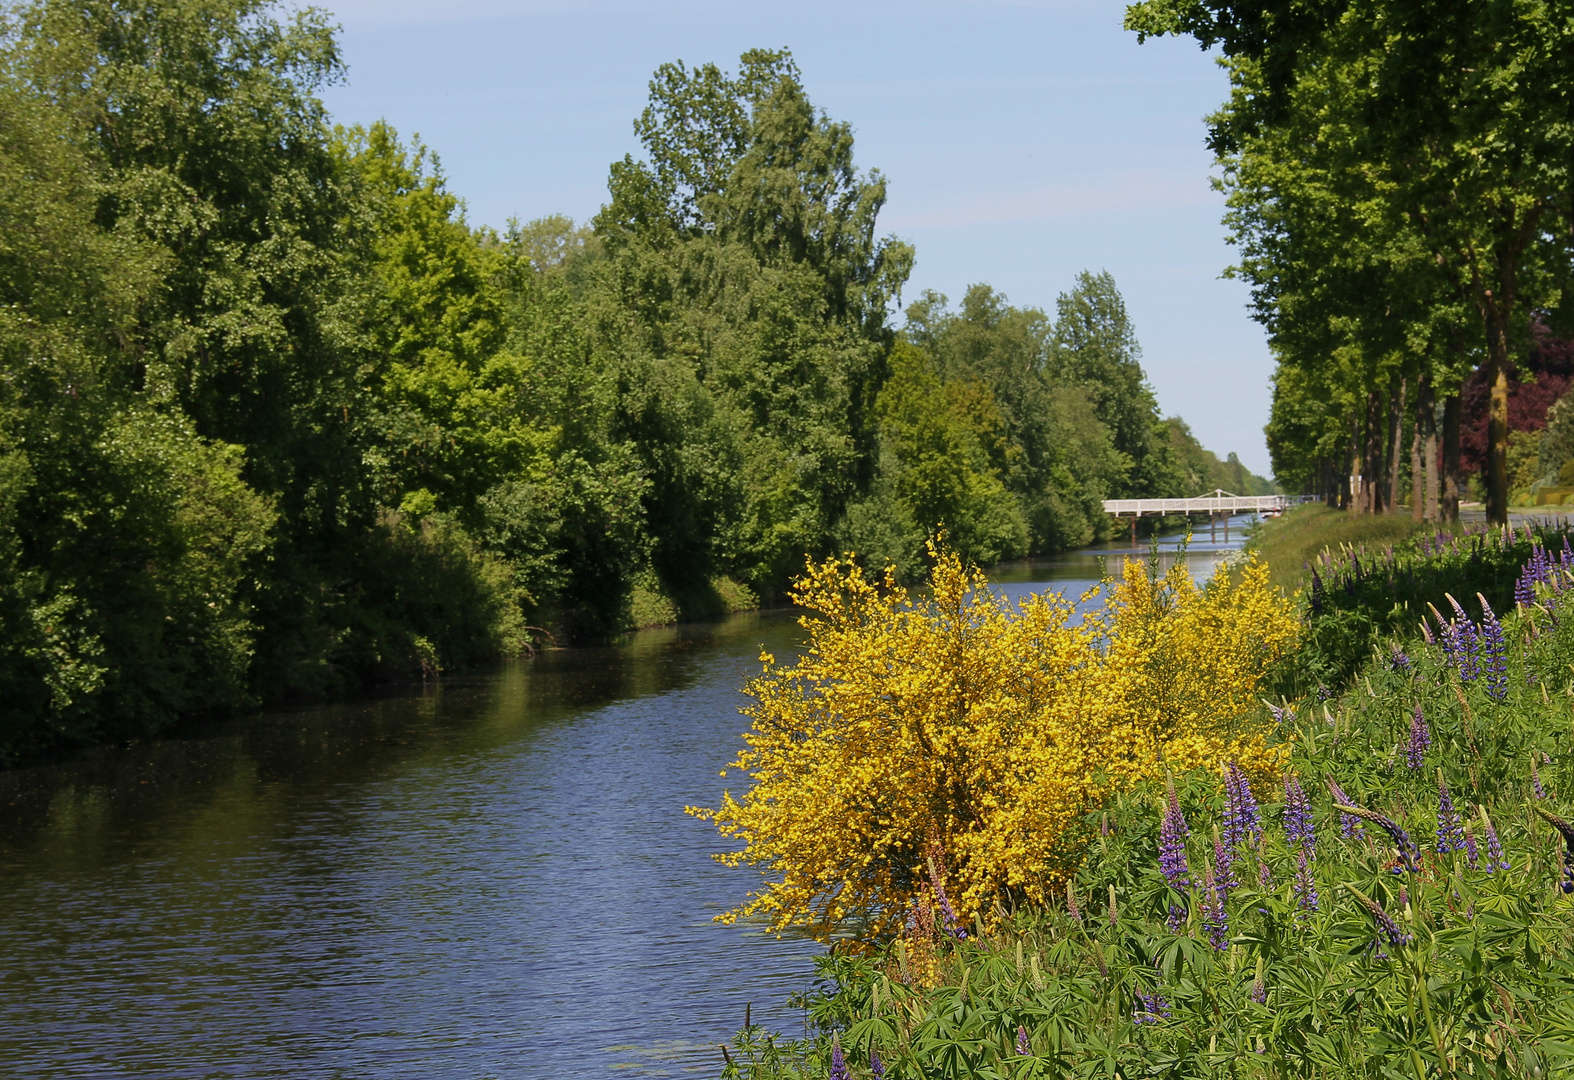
[311,0,1275,478]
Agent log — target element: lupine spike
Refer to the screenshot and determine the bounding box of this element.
[1477,593,1509,701]
[1405,704,1431,769]
[1332,802,1421,873]
[1158,781,1191,889]
[829,1034,848,1080]
[1436,770,1465,854]
[1293,845,1319,917]
[1201,860,1229,950]
[1223,762,1262,852]
[1346,884,1413,954]
[1282,774,1314,854]
[1326,778,1364,839]
[1480,808,1509,872]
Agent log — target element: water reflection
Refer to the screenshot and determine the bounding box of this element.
[0,522,1253,1078]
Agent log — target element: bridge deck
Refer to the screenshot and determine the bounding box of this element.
[1102,489,1289,517]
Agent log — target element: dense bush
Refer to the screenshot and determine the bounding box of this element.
[690,545,1297,942]
[1281,519,1572,694]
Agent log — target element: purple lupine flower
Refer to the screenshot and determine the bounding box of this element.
[1066,881,1082,922]
[1214,834,1239,895]
[1223,762,1263,852]
[1250,975,1267,1004]
[1533,755,1547,799]
[1282,774,1314,854]
[1477,594,1509,701]
[1436,774,1465,854]
[1258,850,1273,889]
[1464,823,1480,869]
[829,1036,848,1080]
[1108,886,1118,928]
[1267,701,1294,725]
[1447,595,1481,682]
[1482,811,1509,872]
[1516,569,1535,610]
[1389,645,1413,674]
[1132,991,1172,1024]
[1326,778,1364,840]
[1316,683,1333,701]
[1332,801,1421,873]
[1293,845,1318,917]
[1405,704,1431,769]
[1016,1025,1031,1056]
[1353,890,1413,956]
[1159,783,1191,890]
[1421,617,1435,645]
[1436,617,1461,669]
[871,1051,886,1079]
[1166,904,1186,934]
[932,883,966,940]
[926,845,967,940]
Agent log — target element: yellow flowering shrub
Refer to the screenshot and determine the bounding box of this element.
[689,545,1298,942]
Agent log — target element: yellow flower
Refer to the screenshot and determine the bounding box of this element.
[688,543,1298,943]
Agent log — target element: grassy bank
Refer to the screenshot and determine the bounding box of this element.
[1249,502,1425,595]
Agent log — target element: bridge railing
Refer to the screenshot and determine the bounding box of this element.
[1101,493,1289,517]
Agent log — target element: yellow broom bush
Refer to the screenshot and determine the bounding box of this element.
[689,544,1298,943]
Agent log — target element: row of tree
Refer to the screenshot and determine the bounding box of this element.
[0,0,1267,759]
[1125,0,1574,522]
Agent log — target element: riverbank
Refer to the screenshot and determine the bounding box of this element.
[721,523,1574,1078]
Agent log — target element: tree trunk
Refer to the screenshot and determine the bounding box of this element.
[1415,376,1438,522]
[1411,389,1424,521]
[1387,377,1406,513]
[1483,311,1512,526]
[1362,391,1383,513]
[1347,415,1361,513]
[1442,391,1462,522]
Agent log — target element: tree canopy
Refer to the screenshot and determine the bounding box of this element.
[0,2,1269,760]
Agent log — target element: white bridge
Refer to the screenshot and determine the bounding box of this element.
[1101,489,1290,518]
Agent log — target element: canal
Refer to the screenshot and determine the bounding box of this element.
[0,522,1253,1078]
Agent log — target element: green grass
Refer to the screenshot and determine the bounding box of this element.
[1248,503,1425,595]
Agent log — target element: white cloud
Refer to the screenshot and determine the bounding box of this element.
[885,170,1220,229]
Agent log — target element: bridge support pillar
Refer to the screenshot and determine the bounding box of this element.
[1130,516,1137,548]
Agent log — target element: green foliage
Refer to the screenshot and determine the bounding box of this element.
[1280,520,1556,695]
[722,558,1574,1078]
[1165,418,1276,497]
[0,8,1265,758]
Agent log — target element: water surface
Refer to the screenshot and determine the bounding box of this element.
[0,522,1252,1078]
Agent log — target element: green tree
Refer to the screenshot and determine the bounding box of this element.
[1050,271,1178,498]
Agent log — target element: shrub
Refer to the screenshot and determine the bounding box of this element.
[690,545,1297,943]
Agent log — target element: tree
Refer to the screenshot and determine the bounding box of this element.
[1050,271,1178,499]
[1128,0,1574,524]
